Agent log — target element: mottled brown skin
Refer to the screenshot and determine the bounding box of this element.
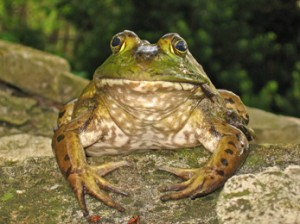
[52,30,254,217]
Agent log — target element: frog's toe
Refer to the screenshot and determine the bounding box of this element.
[68,175,89,216]
[159,179,192,192]
[68,162,129,215]
[86,177,125,212]
[160,179,200,201]
[94,160,130,176]
[158,166,197,180]
[159,167,223,202]
[95,174,129,196]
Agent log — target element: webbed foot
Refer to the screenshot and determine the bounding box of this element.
[158,166,224,201]
[159,122,250,202]
[67,161,130,216]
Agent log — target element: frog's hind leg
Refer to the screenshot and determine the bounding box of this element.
[159,120,249,201]
[218,89,249,124]
[218,90,254,140]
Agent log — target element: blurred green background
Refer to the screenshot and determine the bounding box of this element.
[1,0,299,117]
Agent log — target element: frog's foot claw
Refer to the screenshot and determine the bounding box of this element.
[159,167,222,202]
[68,161,129,216]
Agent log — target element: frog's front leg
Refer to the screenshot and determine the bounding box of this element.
[52,113,129,217]
[159,119,249,201]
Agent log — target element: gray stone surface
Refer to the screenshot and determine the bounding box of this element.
[248,107,300,144]
[0,40,88,103]
[0,134,52,164]
[0,85,58,138]
[0,89,37,126]
[0,144,299,224]
[217,165,300,224]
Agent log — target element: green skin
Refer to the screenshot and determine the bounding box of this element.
[52,30,254,217]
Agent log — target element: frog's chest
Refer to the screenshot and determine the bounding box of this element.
[84,82,203,156]
[85,113,200,157]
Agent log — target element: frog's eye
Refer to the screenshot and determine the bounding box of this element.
[175,40,187,52]
[173,39,188,56]
[110,34,125,53]
[172,37,188,57]
[111,36,121,47]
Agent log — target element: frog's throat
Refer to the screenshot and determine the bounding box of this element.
[95,78,204,126]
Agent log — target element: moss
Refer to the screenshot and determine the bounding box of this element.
[0,192,14,201]
[1,144,299,223]
[241,144,300,175]
[223,189,251,199]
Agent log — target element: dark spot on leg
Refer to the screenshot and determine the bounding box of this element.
[225,148,234,155]
[221,158,228,166]
[225,97,235,104]
[237,109,242,114]
[240,141,245,149]
[209,126,220,137]
[65,166,72,178]
[210,176,215,180]
[216,170,225,176]
[228,141,236,147]
[58,110,66,118]
[57,134,65,142]
[227,110,238,120]
[245,114,249,122]
[64,154,70,161]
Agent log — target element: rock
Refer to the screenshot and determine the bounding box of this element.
[0,85,58,137]
[216,165,300,224]
[248,107,300,144]
[0,134,52,164]
[0,40,89,103]
[0,144,299,223]
[0,90,37,125]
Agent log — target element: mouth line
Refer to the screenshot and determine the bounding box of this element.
[97,78,198,91]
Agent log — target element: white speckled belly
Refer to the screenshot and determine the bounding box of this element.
[84,79,205,156]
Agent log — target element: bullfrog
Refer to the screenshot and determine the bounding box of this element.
[52,30,254,217]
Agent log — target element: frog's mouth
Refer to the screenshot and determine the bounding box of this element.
[96,78,200,93]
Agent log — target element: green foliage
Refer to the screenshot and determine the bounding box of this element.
[0,0,299,117]
[56,0,133,74]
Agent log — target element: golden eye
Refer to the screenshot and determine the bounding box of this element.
[175,40,187,52]
[111,36,121,47]
[173,39,188,56]
[110,34,125,53]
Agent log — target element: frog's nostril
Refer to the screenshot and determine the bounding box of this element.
[135,45,159,61]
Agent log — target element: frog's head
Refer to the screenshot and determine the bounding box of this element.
[94,30,211,86]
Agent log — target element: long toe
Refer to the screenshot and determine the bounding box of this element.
[94,161,130,176]
[159,179,192,192]
[86,180,125,212]
[96,178,129,196]
[158,166,197,180]
[160,185,197,201]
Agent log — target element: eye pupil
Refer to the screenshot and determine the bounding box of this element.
[111,36,121,47]
[175,40,187,52]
